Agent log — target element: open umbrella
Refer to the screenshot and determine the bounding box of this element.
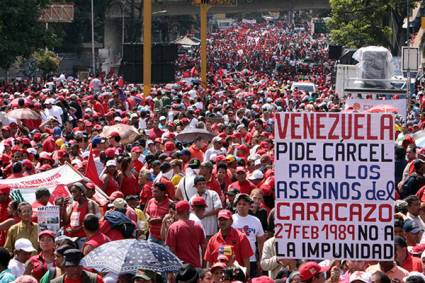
[6,108,41,120]
[100,124,139,144]
[412,130,425,148]
[367,104,399,113]
[176,125,215,143]
[81,239,182,275]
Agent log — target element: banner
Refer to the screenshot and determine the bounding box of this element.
[0,164,109,205]
[37,206,60,233]
[274,113,394,260]
[345,98,407,118]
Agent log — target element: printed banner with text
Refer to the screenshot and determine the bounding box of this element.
[274,112,394,260]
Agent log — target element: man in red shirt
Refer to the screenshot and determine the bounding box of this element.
[82,214,110,255]
[200,161,223,200]
[204,209,253,276]
[166,201,206,268]
[230,167,256,195]
[145,183,171,245]
[395,236,422,272]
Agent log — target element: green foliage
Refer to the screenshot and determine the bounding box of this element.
[0,0,55,70]
[327,0,405,48]
[32,49,60,76]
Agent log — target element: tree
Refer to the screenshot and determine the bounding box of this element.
[327,0,408,50]
[32,50,61,77]
[0,0,54,70]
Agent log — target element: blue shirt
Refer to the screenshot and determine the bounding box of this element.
[0,269,16,283]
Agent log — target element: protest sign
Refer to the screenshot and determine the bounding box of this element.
[274,112,394,260]
[0,164,109,205]
[345,98,407,117]
[37,206,60,233]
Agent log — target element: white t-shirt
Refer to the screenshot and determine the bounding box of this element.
[177,171,197,201]
[189,190,222,237]
[8,258,25,277]
[43,106,64,125]
[232,214,265,261]
[204,147,226,162]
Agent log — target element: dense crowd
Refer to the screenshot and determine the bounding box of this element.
[0,17,423,283]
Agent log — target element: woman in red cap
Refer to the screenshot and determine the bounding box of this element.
[24,230,56,281]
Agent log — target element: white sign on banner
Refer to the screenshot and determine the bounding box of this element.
[37,206,60,233]
[402,47,420,71]
[345,98,407,118]
[274,112,394,260]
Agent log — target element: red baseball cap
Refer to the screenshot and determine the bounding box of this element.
[109,191,124,201]
[210,262,227,272]
[191,196,207,207]
[175,200,190,214]
[299,261,327,281]
[105,148,116,158]
[217,209,232,220]
[131,146,142,153]
[251,276,275,283]
[39,230,55,239]
[109,131,120,138]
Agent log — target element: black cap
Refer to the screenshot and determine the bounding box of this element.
[394,236,407,248]
[188,159,201,169]
[226,188,240,196]
[176,264,199,283]
[234,193,253,205]
[63,249,83,267]
[194,175,206,185]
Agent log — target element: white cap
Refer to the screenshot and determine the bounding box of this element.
[130,113,139,119]
[254,159,262,166]
[85,108,93,113]
[44,98,55,105]
[106,160,117,167]
[349,272,371,283]
[159,116,166,121]
[15,238,36,253]
[114,117,122,122]
[248,169,264,180]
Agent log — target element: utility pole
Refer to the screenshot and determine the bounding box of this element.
[143,0,152,97]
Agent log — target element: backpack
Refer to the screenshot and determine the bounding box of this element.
[104,210,136,238]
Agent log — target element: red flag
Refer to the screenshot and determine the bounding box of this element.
[85,146,103,187]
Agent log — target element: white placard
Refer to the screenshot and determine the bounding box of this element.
[274,112,394,260]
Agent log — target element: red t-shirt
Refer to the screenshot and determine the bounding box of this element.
[66,201,89,238]
[402,254,423,272]
[83,231,110,252]
[230,180,256,195]
[0,201,10,246]
[140,182,153,205]
[207,178,223,200]
[204,227,253,266]
[145,198,170,239]
[157,177,175,199]
[189,145,204,162]
[166,219,206,268]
